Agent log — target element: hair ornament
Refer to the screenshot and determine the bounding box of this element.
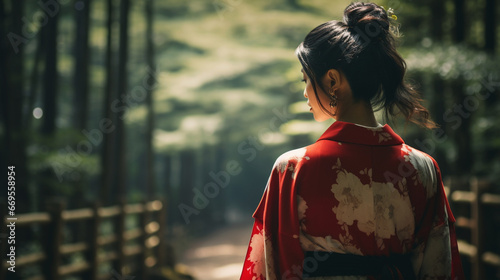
[381,6,398,20]
[388,8,397,20]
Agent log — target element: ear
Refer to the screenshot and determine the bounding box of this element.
[326,69,343,87]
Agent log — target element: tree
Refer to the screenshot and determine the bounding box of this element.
[451,0,473,176]
[481,0,498,182]
[70,0,91,213]
[428,0,449,174]
[144,0,156,199]
[484,0,496,53]
[453,0,465,43]
[429,0,445,40]
[37,0,60,209]
[41,2,59,136]
[73,0,91,130]
[0,0,30,213]
[113,0,130,204]
[100,0,115,205]
[26,27,45,130]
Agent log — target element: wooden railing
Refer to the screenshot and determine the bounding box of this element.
[0,199,167,280]
[446,178,500,280]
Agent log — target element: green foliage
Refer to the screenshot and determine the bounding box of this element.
[405,44,498,85]
[28,128,99,199]
[5,1,499,277]
[15,0,500,220]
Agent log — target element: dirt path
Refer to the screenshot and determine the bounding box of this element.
[178,222,254,280]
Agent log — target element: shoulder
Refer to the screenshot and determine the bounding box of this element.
[402,144,440,197]
[273,147,311,174]
[402,144,439,170]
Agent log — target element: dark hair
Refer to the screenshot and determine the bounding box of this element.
[296,2,436,129]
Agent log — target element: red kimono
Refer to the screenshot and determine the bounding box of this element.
[240,121,464,280]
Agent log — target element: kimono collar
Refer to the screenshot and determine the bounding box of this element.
[317,121,404,146]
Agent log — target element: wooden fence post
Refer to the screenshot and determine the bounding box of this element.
[157,198,167,268]
[471,178,486,280]
[83,201,100,280]
[113,198,126,276]
[138,199,148,280]
[43,200,65,280]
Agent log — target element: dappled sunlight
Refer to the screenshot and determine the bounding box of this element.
[259,132,289,146]
[180,114,222,134]
[154,114,222,150]
[289,101,310,114]
[211,263,246,279]
[180,223,253,280]
[189,244,248,258]
[154,129,189,150]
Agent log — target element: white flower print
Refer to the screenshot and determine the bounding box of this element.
[247,228,277,280]
[402,145,437,198]
[363,125,392,143]
[331,170,375,235]
[263,231,277,280]
[377,132,393,143]
[297,195,308,221]
[299,231,362,255]
[331,158,342,171]
[274,147,308,174]
[330,168,414,244]
[297,195,308,231]
[372,181,414,242]
[247,228,265,279]
[419,221,451,279]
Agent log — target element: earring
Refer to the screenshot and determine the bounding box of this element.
[329,87,337,108]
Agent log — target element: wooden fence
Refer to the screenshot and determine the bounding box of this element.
[0,199,167,280]
[446,178,500,280]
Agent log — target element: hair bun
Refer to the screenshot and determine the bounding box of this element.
[343,2,389,32]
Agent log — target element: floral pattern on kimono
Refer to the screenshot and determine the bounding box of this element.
[240,121,464,280]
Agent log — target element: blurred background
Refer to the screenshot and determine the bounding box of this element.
[1,0,500,279]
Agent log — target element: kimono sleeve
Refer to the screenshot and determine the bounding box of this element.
[240,152,305,280]
[411,159,465,280]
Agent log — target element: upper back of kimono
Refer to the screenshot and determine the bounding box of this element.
[278,129,439,255]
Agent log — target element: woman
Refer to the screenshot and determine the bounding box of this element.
[240,2,464,280]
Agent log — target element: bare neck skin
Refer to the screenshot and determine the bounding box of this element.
[322,69,379,127]
[335,99,379,127]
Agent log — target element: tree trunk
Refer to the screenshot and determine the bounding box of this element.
[73,0,91,130]
[112,0,130,204]
[427,0,447,175]
[26,29,45,129]
[452,82,473,176]
[100,0,115,205]
[163,154,173,231]
[430,76,449,175]
[453,0,465,43]
[38,0,60,210]
[199,145,214,226]
[41,5,59,135]
[70,0,92,245]
[484,0,496,53]
[214,144,227,225]
[1,0,30,213]
[451,0,470,176]
[179,150,195,224]
[144,0,156,199]
[481,0,498,181]
[429,0,445,41]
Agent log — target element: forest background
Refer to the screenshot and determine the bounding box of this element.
[1,0,499,279]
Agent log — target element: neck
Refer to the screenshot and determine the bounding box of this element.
[335,101,378,127]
